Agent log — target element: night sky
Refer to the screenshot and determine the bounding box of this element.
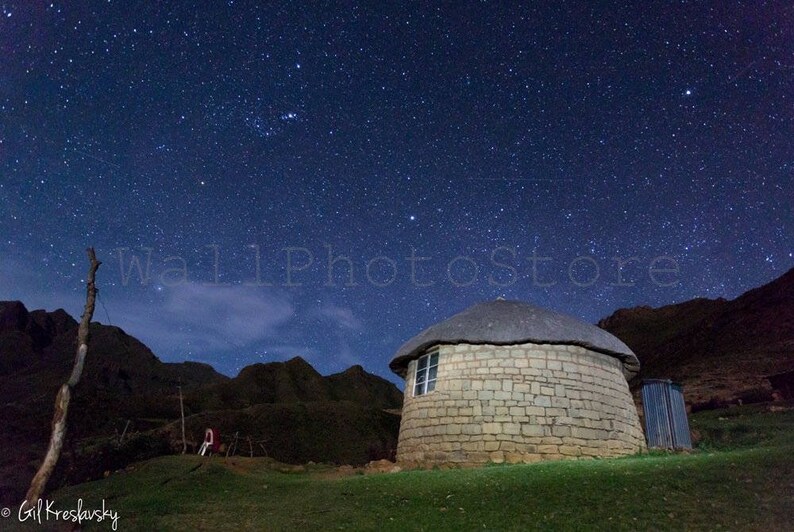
[1,2,791,382]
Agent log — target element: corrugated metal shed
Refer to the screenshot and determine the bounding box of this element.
[641,379,692,450]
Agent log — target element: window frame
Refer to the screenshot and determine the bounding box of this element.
[413,348,439,396]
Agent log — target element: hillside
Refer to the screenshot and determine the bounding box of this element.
[599,268,794,406]
[187,356,403,412]
[0,301,402,506]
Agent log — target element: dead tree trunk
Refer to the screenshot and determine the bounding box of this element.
[25,248,101,505]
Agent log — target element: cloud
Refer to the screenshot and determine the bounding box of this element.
[315,303,363,331]
[334,339,364,368]
[112,283,294,357]
[165,283,293,343]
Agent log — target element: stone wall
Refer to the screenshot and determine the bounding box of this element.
[396,343,646,465]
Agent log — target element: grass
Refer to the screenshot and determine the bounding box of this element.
[7,405,793,531]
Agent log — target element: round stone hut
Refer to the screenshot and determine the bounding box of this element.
[389,299,646,465]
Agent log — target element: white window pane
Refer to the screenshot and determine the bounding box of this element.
[429,353,439,366]
[428,365,437,381]
[414,383,423,396]
[426,380,435,392]
[417,356,428,370]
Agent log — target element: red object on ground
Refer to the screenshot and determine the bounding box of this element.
[205,428,220,452]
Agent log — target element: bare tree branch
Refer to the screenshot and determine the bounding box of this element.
[25,247,101,505]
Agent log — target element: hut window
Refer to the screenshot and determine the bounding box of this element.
[414,350,439,396]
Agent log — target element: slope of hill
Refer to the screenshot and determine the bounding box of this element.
[187,357,403,412]
[0,301,231,504]
[163,401,400,465]
[598,268,794,406]
[0,301,403,506]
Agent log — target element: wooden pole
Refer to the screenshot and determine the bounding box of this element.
[226,431,239,458]
[25,248,101,505]
[119,419,130,444]
[178,384,187,454]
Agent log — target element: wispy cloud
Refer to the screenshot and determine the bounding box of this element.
[112,283,294,357]
[315,303,363,331]
[1,256,372,375]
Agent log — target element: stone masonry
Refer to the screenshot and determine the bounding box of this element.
[397,343,646,465]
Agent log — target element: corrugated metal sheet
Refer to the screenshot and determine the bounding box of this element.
[641,379,692,450]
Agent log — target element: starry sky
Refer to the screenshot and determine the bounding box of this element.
[1,1,791,382]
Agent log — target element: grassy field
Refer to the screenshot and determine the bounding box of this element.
[6,405,793,531]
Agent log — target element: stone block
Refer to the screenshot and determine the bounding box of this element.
[529,358,547,369]
[489,451,505,463]
[482,422,501,434]
[525,406,545,416]
[468,452,490,463]
[484,441,500,451]
[503,423,521,435]
[500,441,517,451]
[521,424,545,437]
[461,424,482,435]
[504,452,524,464]
[537,444,559,454]
[559,445,582,456]
[534,395,551,407]
[446,425,462,435]
[551,397,570,408]
[562,362,579,373]
[484,379,502,391]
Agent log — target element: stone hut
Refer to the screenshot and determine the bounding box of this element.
[389,299,646,465]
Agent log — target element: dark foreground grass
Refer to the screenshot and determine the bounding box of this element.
[7,406,794,531]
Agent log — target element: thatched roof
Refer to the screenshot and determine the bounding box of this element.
[389,299,639,379]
